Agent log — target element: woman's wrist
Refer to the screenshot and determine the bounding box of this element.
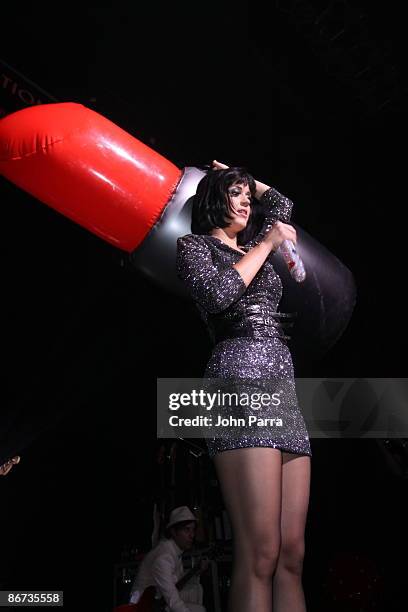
[254,180,271,200]
[257,238,276,255]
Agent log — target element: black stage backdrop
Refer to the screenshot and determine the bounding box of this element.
[1,1,407,611]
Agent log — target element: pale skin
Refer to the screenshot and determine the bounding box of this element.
[209,160,311,612]
[0,455,20,476]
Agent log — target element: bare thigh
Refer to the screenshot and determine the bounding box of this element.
[213,447,283,556]
[280,452,311,558]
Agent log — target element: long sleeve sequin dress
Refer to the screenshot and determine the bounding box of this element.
[176,187,312,459]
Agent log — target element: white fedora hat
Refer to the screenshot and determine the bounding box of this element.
[166,506,197,529]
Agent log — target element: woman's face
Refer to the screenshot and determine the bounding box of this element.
[226,181,252,228]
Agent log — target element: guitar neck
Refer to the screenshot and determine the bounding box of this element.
[175,545,214,591]
[175,564,202,591]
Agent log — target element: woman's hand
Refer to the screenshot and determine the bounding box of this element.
[264,221,297,251]
[211,160,229,170]
[0,455,20,476]
[211,160,270,199]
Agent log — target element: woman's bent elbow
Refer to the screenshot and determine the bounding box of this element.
[206,295,237,314]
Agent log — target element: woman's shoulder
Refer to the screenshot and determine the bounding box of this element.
[178,232,207,239]
[177,233,208,247]
[176,234,210,262]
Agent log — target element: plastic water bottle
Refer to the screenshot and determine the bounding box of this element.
[279,240,306,283]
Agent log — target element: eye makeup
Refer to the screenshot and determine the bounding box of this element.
[228,187,252,199]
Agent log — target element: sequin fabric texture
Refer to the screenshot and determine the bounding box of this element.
[176,187,312,459]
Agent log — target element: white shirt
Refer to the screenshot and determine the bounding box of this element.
[129,538,200,612]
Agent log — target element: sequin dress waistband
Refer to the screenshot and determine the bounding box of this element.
[211,311,296,344]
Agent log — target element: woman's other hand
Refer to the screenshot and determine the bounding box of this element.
[0,456,21,476]
[211,160,271,199]
[211,160,229,170]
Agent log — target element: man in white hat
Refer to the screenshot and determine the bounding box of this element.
[129,506,207,612]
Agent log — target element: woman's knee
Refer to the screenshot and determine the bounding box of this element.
[251,540,281,581]
[278,536,305,575]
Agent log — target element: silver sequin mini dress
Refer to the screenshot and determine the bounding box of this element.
[176,187,312,459]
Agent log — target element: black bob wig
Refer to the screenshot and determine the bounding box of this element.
[191,167,263,245]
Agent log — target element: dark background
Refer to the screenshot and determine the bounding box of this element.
[1,1,407,610]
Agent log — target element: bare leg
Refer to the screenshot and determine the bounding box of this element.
[214,447,282,612]
[273,452,311,612]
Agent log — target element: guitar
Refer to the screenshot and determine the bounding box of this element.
[135,543,221,612]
